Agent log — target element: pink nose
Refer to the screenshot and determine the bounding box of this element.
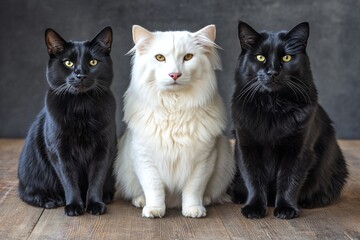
[169,73,182,81]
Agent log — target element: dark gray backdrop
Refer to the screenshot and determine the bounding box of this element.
[1,0,359,138]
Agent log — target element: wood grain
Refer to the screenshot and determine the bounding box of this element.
[0,139,359,240]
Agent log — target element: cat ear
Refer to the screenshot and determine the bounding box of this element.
[286,22,309,44]
[194,25,222,70]
[285,22,309,52]
[129,25,154,55]
[45,29,66,55]
[91,26,113,53]
[132,25,153,44]
[195,25,216,42]
[238,21,261,50]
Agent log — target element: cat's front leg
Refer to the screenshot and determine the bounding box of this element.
[274,165,301,219]
[86,149,113,215]
[134,152,166,218]
[50,154,85,216]
[274,148,313,219]
[237,144,268,219]
[181,152,216,218]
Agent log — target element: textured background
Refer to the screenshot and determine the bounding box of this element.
[0,0,359,138]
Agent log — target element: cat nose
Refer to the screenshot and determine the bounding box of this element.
[76,74,87,81]
[169,73,182,81]
[266,70,279,76]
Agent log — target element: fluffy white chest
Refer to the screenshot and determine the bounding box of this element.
[129,104,221,192]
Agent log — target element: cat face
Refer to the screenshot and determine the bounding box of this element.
[45,27,113,95]
[236,22,312,97]
[129,25,221,95]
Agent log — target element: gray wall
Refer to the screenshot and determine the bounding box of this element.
[1,0,359,139]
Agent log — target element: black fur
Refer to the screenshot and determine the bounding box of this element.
[18,27,116,216]
[231,21,348,219]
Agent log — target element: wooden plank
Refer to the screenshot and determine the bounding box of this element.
[0,139,45,240]
[0,195,44,240]
[28,199,231,239]
[0,139,360,239]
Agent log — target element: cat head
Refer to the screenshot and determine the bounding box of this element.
[127,25,221,107]
[45,27,113,95]
[235,21,315,103]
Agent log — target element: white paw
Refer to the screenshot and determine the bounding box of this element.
[203,196,212,206]
[132,195,146,208]
[182,205,207,218]
[142,205,166,218]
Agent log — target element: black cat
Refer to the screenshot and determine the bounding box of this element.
[231,21,348,219]
[18,27,117,216]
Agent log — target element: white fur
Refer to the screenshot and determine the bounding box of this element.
[114,25,235,218]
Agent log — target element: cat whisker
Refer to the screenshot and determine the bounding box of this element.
[285,80,311,104]
[287,75,310,90]
[236,77,260,103]
[284,82,301,102]
[248,82,262,103]
[52,83,71,96]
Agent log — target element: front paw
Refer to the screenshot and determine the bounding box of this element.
[241,204,266,219]
[142,205,166,218]
[182,205,207,218]
[274,206,299,219]
[87,201,107,215]
[132,195,146,208]
[65,203,85,216]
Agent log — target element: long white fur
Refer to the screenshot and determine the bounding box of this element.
[114,25,235,218]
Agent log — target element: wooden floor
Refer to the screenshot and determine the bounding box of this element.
[0,139,359,240]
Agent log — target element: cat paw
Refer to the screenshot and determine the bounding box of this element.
[182,205,207,218]
[203,196,212,206]
[142,205,166,218]
[43,198,65,209]
[274,206,299,219]
[87,202,107,215]
[132,195,146,208]
[241,204,266,219]
[64,203,85,216]
[298,193,333,209]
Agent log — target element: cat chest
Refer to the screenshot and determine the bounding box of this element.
[132,109,218,149]
[239,106,309,142]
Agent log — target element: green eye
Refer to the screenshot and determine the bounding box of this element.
[155,54,166,62]
[64,60,74,68]
[256,55,266,62]
[89,59,98,66]
[282,55,292,62]
[184,53,193,61]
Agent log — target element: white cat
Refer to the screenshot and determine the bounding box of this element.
[114,25,235,218]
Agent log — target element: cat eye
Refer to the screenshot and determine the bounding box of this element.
[282,55,292,62]
[155,54,166,62]
[256,55,266,62]
[89,59,98,66]
[184,54,193,61]
[63,60,74,68]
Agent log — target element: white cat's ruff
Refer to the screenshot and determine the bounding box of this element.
[114,25,235,218]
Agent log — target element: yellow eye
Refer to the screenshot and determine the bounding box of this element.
[64,60,74,68]
[282,55,292,62]
[184,53,193,61]
[256,55,266,62]
[155,54,166,62]
[89,59,98,66]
